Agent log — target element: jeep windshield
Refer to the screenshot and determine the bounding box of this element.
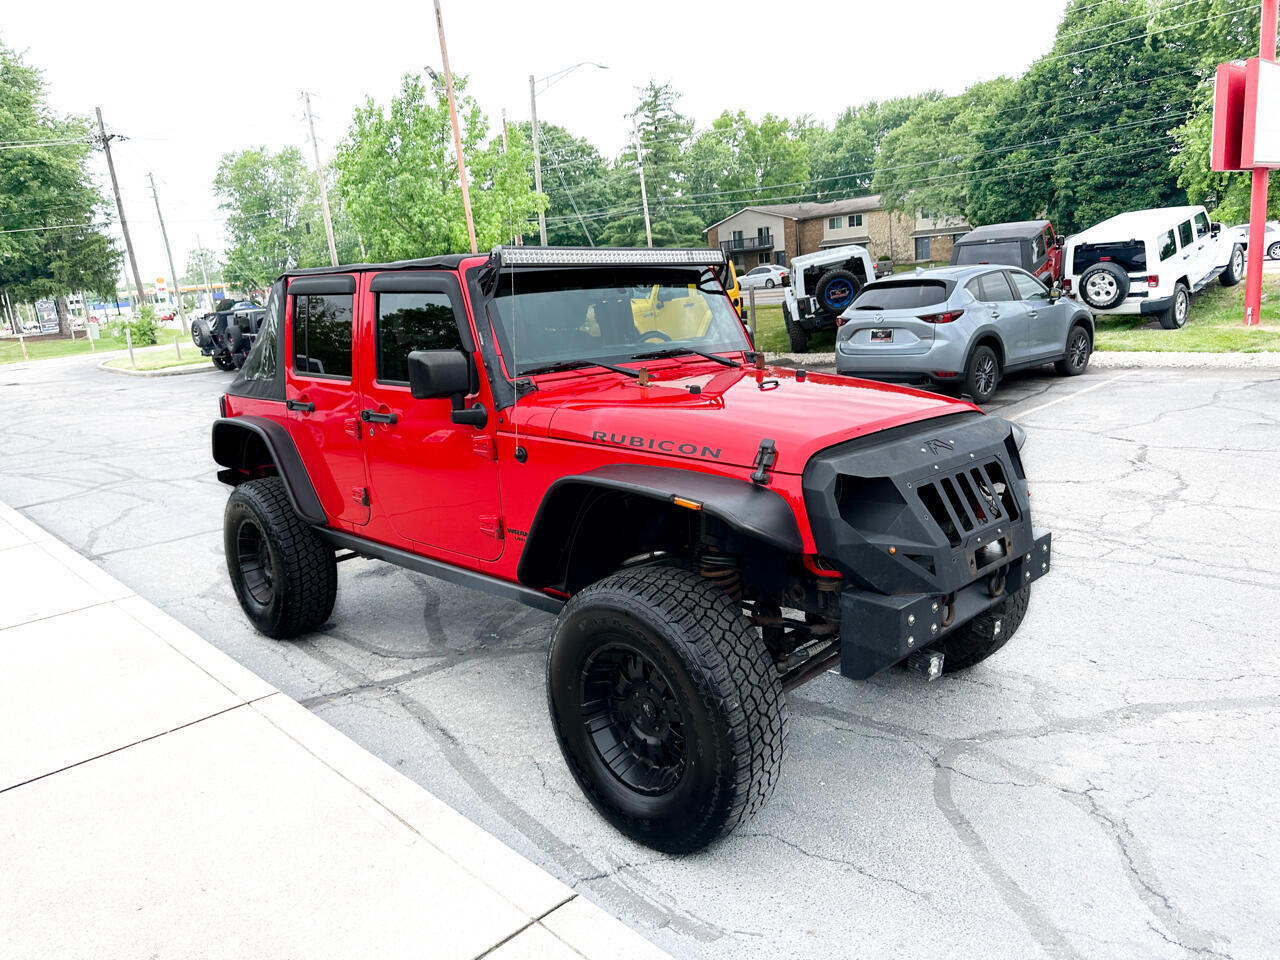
[850,279,951,310]
[953,241,1023,267]
[488,267,750,376]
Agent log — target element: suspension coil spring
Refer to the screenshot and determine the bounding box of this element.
[699,552,741,600]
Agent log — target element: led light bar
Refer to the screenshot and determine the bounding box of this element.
[490,246,726,268]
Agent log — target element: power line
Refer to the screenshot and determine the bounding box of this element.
[1037,6,1253,63]
[1053,0,1226,43]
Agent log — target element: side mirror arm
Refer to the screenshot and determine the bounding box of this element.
[450,396,488,428]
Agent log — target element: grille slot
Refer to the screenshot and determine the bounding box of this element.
[916,458,1017,546]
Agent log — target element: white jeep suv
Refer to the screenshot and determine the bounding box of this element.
[1063,206,1245,329]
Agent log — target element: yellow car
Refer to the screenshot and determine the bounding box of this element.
[725,261,743,316]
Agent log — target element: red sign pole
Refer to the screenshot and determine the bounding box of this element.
[1244,0,1278,326]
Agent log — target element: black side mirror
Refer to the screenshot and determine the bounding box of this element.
[1055,235,1065,248]
[1048,284,1064,302]
[408,349,488,427]
[1210,222,1222,236]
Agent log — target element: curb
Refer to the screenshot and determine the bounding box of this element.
[98,357,217,377]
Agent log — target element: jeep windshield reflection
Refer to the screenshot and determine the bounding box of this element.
[488,267,749,376]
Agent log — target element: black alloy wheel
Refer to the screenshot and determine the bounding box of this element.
[235,517,274,606]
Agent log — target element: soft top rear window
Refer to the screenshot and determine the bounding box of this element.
[953,240,1022,267]
[1072,241,1147,274]
[852,280,951,310]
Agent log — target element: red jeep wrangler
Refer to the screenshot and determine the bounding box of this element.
[213,247,1051,852]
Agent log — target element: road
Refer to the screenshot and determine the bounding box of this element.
[2,355,1277,959]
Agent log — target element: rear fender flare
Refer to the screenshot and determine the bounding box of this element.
[517,464,804,591]
[211,416,326,524]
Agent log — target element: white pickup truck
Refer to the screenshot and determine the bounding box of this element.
[1062,205,1245,330]
[781,244,878,351]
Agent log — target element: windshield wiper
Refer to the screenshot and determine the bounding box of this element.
[629,347,741,368]
[520,358,640,378]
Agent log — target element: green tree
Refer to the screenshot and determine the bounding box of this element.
[181,246,224,287]
[213,146,320,291]
[334,73,542,259]
[522,121,614,246]
[684,111,810,227]
[966,0,1201,232]
[599,82,705,247]
[807,95,938,200]
[0,40,120,331]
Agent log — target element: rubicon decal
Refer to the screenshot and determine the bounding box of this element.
[591,431,722,459]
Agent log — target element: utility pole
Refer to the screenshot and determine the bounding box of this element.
[96,107,146,313]
[148,173,187,334]
[195,233,215,311]
[634,126,653,248]
[434,0,477,254]
[529,75,547,245]
[303,92,340,267]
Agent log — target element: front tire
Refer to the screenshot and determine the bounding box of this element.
[933,584,1030,673]
[1054,323,1091,376]
[964,344,1000,404]
[783,306,809,352]
[1158,282,1190,330]
[547,565,786,853]
[224,477,337,639]
[1219,244,1245,286]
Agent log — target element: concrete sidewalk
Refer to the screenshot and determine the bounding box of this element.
[0,500,670,960]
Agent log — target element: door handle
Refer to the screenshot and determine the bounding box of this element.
[1027,311,1038,319]
[360,409,397,424]
[286,399,315,412]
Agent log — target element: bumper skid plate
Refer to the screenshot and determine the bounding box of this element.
[838,528,1051,680]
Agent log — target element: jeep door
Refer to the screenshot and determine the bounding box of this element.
[285,275,370,526]
[1009,270,1068,359]
[357,272,502,562]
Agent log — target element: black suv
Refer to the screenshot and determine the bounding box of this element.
[192,300,264,370]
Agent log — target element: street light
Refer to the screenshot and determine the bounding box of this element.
[530,62,608,246]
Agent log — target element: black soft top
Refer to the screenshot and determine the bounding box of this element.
[956,220,1050,243]
[277,254,471,282]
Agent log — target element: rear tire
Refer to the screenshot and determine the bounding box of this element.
[547,564,786,853]
[224,477,336,639]
[1158,282,1190,330]
[963,344,1000,404]
[1054,324,1091,376]
[783,306,809,353]
[1267,241,1280,260]
[933,584,1030,673]
[765,278,776,289]
[212,353,236,371]
[1219,244,1245,286]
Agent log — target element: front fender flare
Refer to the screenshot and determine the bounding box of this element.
[211,416,326,524]
[518,464,803,589]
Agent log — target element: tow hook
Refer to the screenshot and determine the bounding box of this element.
[905,649,945,681]
[987,570,1006,598]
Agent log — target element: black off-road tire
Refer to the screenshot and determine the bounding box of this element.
[932,584,1031,673]
[1054,323,1091,376]
[964,344,1000,404]
[783,306,809,352]
[1079,262,1129,309]
[814,268,861,315]
[212,353,236,371]
[547,564,786,853]
[1219,244,1245,287]
[224,477,336,639]
[1158,282,1190,330]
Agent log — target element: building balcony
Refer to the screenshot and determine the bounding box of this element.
[720,232,774,253]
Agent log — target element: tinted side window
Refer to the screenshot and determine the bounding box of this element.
[1011,273,1048,300]
[979,272,1017,302]
[1179,220,1194,247]
[1159,230,1177,261]
[292,294,353,378]
[1194,212,1210,238]
[376,292,461,384]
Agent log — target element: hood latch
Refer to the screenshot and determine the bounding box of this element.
[751,438,777,486]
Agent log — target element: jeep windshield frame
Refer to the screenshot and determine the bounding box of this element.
[485,265,750,378]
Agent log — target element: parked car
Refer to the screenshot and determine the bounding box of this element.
[781,243,877,351]
[1062,205,1245,330]
[950,220,1064,284]
[725,260,742,316]
[738,263,790,290]
[212,246,1052,852]
[1225,220,1280,259]
[835,265,1095,403]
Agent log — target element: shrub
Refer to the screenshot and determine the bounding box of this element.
[107,305,159,346]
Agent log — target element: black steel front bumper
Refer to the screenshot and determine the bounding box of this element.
[802,412,1052,679]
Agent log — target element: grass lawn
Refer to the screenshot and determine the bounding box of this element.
[1093,273,1280,352]
[748,274,1280,355]
[103,343,209,371]
[0,325,193,366]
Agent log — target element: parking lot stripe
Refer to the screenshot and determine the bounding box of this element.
[1007,372,1132,422]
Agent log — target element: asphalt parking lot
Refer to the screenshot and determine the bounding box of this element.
[2,354,1277,959]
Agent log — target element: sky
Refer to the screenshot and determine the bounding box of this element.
[4,0,1072,284]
